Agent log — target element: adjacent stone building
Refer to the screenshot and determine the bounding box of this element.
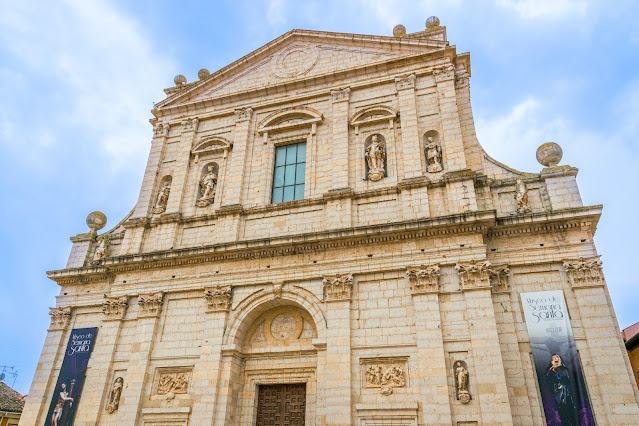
[20,18,639,425]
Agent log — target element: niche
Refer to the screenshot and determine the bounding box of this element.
[424,130,443,173]
[152,175,172,214]
[196,163,218,207]
[364,133,387,181]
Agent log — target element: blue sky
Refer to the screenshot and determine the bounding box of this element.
[1,0,638,394]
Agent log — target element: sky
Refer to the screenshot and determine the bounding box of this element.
[1,0,638,395]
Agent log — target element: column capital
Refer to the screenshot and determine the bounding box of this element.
[455,260,491,290]
[395,74,416,91]
[564,257,604,288]
[330,87,351,103]
[406,265,441,295]
[102,296,129,321]
[138,292,164,317]
[323,274,353,301]
[182,117,200,133]
[234,107,254,123]
[490,265,511,293]
[153,123,170,138]
[433,64,455,83]
[49,307,72,331]
[203,286,232,312]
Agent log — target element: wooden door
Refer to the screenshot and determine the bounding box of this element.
[256,383,306,425]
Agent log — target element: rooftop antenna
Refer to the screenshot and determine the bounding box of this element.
[0,365,18,388]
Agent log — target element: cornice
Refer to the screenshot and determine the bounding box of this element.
[489,206,602,237]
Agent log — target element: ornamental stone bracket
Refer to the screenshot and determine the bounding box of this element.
[330,87,351,103]
[406,265,441,295]
[138,292,164,318]
[456,260,492,290]
[564,257,604,288]
[102,296,129,321]
[323,274,353,302]
[395,74,416,91]
[203,286,232,312]
[49,307,72,331]
[234,107,254,123]
[490,265,511,293]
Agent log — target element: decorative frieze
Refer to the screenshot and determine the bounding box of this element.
[406,265,440,294]
[105,377,124,413]
[331,87,350,102]
[456,260,492,290]
[564,257,604,287]
[138,292,164,317]
[323,274,353,301]
[490,265,511,293]
[362,358,407,396]
[395,73,416,91]
[234,107,254,122]
[102,296,128,321]
[203,286,232,312]
[49,307,72,331]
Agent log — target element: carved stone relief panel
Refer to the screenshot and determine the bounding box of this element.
[406,265,440,294]
[49,307,72,331]
[153,367,192,400]
[323,274,353,301]
[102,296,128,321]
[244,306,317,351]
[564,257,604,287]
[361,357,408,396]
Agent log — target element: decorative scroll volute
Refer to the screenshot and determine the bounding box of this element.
[564,257,604,287]
[102,296,128,321]
[138,292,164,317]
[49,307,72,331]
[323,274,353,301]
[456,260,492,290]
[406,265,441,294]
[203,286,232,312]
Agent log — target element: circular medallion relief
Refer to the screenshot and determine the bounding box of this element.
[270,314,297,340]
[272,45,320,79]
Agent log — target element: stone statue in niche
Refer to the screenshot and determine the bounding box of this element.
[153,181,171,214]
[454,361,471,404]
[425,136,443,173]
[92,235,110,264]
[196,165,217,207]
[105,377,123,413]
[514,179,531,213]
[365,134,386,181]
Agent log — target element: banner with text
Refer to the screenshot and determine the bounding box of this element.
[45,327,98,426]
[521,291,594,425]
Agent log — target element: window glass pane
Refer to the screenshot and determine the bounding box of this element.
[271,187,283,204]
[284,165,296,186]
[296,143,306,163]
[286,144,297,164]
[294,184,305,200]
[275,146,286,166]
[273,166,285,187]
[295,163,305,184]
[283,185,295,202]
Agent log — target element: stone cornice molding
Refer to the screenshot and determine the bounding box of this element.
[138,292,164,318]
[102,296,128,321]
[323,274,353,301]
[563,257,604,288]
[489,206,602,238]
[49,307,72,331]
[203,286,233,312]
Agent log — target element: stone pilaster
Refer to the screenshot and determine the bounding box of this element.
[165,118,199,214]
[114,293,164,424]
[395,74,422,180]
[322,275,352,424]
[457,262,513,425]
[221,108,253,207]
[330,88,351,190]
[434,65,467,172]
[190,287,232,424]
[407,267,452,425]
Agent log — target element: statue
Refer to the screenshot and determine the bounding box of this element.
[105,377,123,413]
[92,235,110,264]
[425,136,443,173]
[196,165,217,207]
[514,179,531,213]
[153,181,171,214]
[365,134,386,181]
[455,361,471,404]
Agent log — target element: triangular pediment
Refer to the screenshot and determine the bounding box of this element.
[156,29,448,110]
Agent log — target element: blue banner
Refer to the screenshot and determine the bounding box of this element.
[45,327,98,426]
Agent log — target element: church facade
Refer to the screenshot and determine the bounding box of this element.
[21,19,639,425]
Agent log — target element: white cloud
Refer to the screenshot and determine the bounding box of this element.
[495,0,589,20]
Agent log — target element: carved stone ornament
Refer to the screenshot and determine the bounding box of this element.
[406,265,441,294]
[433,64,455,83]
[153,123,169,138]
[49,307,72,331]
[363,362,407,396]
[138,292,164,317]
[183,117,199,133]
[156,372,190,398]
[365,134,386,181]
[153,181,171,214]
[564,257,604,287]
[272,282,283,299]
[91,235,110,264]
[323,274,353,301]
[456,260,492,290]
[454,360,471,404]
[102,296,128,321]
[105,377,123,413]
[425,136,443,173]
[490,265,511,293]
[514,179,531,214]
[395,74,416,90]
[196,165,217,207]
[234,107,254,122]
[331,87,350,102]
[203,286,232,312]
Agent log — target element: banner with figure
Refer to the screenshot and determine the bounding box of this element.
[45,327,98,426]
[521,291,594,425]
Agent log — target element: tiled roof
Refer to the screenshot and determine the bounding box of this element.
[0,382,24,413]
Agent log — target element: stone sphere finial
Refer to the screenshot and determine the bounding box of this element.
[174,74,187,86]
[426,16,440,29]
[393,24,407,37]
[86,211,107,233]
[198,68,210,80]
[536,142,563,167]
